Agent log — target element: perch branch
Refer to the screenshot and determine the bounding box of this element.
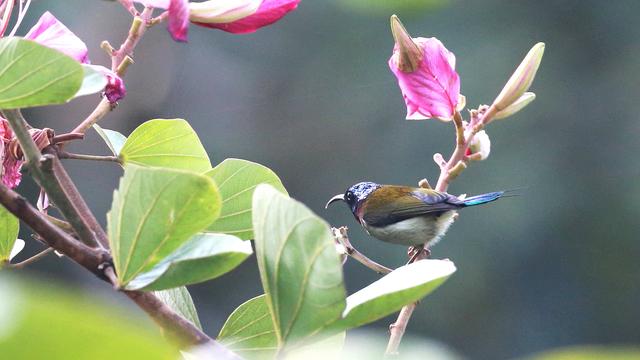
[332,227,392,275]
[386,104,500,355]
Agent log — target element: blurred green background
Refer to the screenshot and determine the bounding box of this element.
[12,0,640,359]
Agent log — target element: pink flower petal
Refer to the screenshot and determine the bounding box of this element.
[2,155,23,189]
[193,0,300,34]
[389,37,460,121]
[24,12,89,64]
[134,0,189,41]
[134,0,171,8]
[0,117,23,189]
[167,0,189,42]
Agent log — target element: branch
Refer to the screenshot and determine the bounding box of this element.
[332,227,392,275]
[386,104,500,355]
[2,109,105,248]
[0,183,219,348]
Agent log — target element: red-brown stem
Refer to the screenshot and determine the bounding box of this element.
[386,104,499,355]
[71,7,154,135]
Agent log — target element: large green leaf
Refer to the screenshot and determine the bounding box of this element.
[218,295,278,359]
[107,164,221,287]
[218,295,345,360]
[206,159,287,240]
[252,185,346,348]
[0,275,178,359]
[94,124,127,156]
[0,205,19,264]
[126,233,252,290]
[331,260,456,330]
[154,287,202,330]
[0,38,83,109]
[119,119,211,172]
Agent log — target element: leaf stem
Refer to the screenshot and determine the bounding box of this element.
[58,151,120,163]
[9,247,54,269]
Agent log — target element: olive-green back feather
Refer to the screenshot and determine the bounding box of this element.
[360,186,463,227]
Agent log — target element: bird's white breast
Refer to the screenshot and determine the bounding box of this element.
[364,211,457,247]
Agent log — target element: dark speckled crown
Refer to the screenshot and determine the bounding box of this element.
[347,182,382,202]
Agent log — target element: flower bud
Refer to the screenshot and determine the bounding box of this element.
[466,130,491,161]
[494,92,536,120]
[493,43,544,111]
[389,15,422,72]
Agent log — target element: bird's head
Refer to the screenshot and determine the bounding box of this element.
[325,181,382,215]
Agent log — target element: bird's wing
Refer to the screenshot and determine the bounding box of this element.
[361,186,463,227]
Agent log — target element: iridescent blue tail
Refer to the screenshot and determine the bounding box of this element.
[462,191,504,206]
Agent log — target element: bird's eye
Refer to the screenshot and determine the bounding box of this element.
[345,192,354,201]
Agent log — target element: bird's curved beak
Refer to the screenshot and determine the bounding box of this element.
[325,194,345,209]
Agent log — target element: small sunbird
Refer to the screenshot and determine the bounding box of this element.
[326,182,504,248]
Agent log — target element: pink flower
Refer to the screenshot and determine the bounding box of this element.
[24,12,127,103]
[388,16,460,121]
[190,0,300,34]
[135,0,189,42]
[24,12,89,63]
[87,65,127,103]
[0,117,23,189]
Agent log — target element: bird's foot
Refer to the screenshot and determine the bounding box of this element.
[407,246,430,264]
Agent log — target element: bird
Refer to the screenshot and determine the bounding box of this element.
[325,181,505,249]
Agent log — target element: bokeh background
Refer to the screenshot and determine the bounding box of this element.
[13,0,640,359]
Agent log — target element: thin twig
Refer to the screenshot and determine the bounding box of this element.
[332,227,392,275]
[58,151,120,163]
[9,247,54,269]
[71,7,154,135]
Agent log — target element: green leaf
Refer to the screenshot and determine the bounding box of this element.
[219,295,346,360]
[119,119,211,172]
[252,185,346,348]
[525,346,640,360]
[154,287,202,330]
[107,164,221,287]
[0,38,83,109]
[126,233,252,290]
[94,124,127,156]
[0,205,19,264]
[218,295,278,359]
[332,260,455,330]
[0,275,178,359]
[74,65,107,98]
[206,159,287,240]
